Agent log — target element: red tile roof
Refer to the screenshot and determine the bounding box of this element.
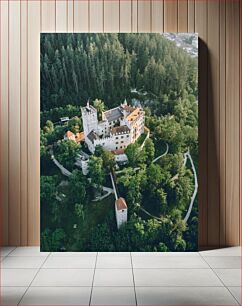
[66,131,75,138]
[115,197,127,211]
[75,132,85,143]
[111,149,125,155]
[127,107,141,122]
[111,125,130,135]
[65,131,84,144]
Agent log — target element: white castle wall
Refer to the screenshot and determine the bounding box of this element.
[112,132,131,150]
[85,136,95,153]
[81,106,98,136]
[115,206,127,229]
[124,113,144,143]
[82,102,145,154]
[92,130,132,152]
[98,120,108,136]
[94,135,116,151]
[81,160,89,175]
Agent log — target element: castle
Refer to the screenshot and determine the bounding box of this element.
[79,100,145,229]
[81,100,145,157]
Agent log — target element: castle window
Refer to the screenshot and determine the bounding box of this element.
[121,136,124,139]
[116,137,118,140]
[121,141,124,144]
[116,147,118,150]
[126,135,129,138]
[116,142,118,145]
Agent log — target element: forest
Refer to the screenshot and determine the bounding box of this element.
[40,33,198,252]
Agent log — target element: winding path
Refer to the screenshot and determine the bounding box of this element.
[126,147,197,224]
[139,150,197,224]
[152,143,169,163]
[109,172,119,200]
[115,143,169,175]
[51,144,197,220]
[51,154,72,177]
[91,186,114,202]
[183,151,198,223]
[139,127,150,150]
[139,206,163,222]
[51,153,114,201]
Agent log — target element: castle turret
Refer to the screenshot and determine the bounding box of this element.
[115,197,127,228]
[81,101,98,137]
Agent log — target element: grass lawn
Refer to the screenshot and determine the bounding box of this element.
[81,193,115,236]
[55,173,115,236]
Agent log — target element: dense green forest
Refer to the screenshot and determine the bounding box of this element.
[41,33,197,113]
[40,33,198,252]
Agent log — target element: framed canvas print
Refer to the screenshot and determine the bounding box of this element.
[40,33,198,252]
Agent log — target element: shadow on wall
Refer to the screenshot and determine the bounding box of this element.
[198,37,221,250]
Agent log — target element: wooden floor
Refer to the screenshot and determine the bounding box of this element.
[0,0,240,247]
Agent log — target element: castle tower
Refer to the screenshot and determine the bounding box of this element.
[115,197,128,229]
[81,101,98,137]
